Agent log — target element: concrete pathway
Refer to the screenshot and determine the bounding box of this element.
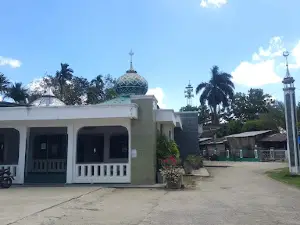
[1,162,300,225]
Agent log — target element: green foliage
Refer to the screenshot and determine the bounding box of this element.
[259,101,285,129]
[217,120,243,137]
[0,72,10,94]
[179,104,211,124]
[231,89,272,121]
[196,65,235,124]
[156,134,180,162]
[5,82,28,103]
[266,168,300,189]
[185,155,204,169]
[179,105,198,112]
[242,119,279,132]
[29,63,117,105]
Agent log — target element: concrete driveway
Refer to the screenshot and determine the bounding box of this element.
[1,162,300,225]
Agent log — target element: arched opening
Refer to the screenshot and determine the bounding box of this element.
[0,128,20,165]
[75,126,130,183]
[76,126,129,164]
[25,127,68,183]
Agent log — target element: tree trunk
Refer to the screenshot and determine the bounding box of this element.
[213,105,219,125]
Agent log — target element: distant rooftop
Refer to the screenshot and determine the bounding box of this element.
[259,133,287,142]
[226,130,272,138]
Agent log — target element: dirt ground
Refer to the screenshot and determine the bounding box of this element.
[1,162,300,225]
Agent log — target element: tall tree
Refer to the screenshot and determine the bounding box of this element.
[0,72,10,95]
[63,76,89,105]
[231,88,272,121]
[260,101,285,129]
[103,75,117,100]
[86,75,105,104]
[55,63,74,100]
[196,66,235,124]
[5,82,28,103]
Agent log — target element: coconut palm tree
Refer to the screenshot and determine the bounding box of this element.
[55,63,74,99]
[196,65,235,124]
[5,82,28,103]
[86,75,106,104]
[0,72,10,95]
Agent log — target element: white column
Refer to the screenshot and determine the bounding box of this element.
[66,125,74,184]
[127,121,131,183]
[17,126,27,184]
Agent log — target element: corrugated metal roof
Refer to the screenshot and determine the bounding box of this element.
[199,138,227,145]
[199,137,212,142]
[226,130,272,138]
[259,133,287,142]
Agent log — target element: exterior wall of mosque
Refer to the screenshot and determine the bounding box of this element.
[130,98,157,185]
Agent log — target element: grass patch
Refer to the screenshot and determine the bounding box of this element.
[266,167,300,189]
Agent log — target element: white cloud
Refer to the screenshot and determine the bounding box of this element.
[232,36,287,87]
[232,60,281,87]
[252,36,285,61]
[288,40,300,69]
[0,56,22,68]
[146,87,166,108]
[200,0,227,8]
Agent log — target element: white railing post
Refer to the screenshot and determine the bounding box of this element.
[74,163,129,183]
[240,149,243,159]
[226,149,230,159]
[254,145,258,159]
[270,148,275,161]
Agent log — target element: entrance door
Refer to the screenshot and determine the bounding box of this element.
[26,134,67,183]
[77,135,104,163]
[33,134,67,172]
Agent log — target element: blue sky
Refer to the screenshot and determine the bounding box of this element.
[1,0,300,110]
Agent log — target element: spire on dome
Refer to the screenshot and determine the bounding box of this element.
[129,49,134,70]
[126,49,137,73]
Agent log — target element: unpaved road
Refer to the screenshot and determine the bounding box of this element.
[1,162,300,225]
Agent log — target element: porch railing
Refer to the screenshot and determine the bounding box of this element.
[0,164,20,183]
[74,163,130,183]
[32,159,67,172]
[260,149,287,161]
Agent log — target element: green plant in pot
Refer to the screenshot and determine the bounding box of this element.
[160,155,184,189]
[156,134,180,183]
[184,155,204,174]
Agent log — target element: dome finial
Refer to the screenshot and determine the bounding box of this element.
[129,49,134,70]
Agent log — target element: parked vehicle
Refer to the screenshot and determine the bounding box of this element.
[0,168,14,188]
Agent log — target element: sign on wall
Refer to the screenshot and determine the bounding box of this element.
[131,149,137,158]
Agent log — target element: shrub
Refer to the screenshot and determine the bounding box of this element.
[157,134,180,162]
[185,155,204,169]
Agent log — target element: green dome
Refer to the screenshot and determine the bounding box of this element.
[115,68,148,96]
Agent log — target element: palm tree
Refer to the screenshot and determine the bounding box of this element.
[55,63,74,99]
[5,82,28,103]
[86,75,105,104]
[196,65,235,124]
[0,72,10,95]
